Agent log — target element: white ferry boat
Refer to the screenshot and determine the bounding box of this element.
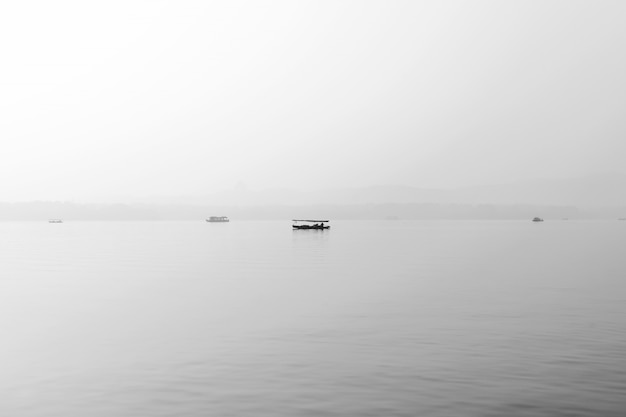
[206,216,229,223]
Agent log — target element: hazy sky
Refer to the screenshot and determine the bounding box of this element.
[1,1,625,202]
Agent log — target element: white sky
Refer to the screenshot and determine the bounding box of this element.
[1,0,625,202]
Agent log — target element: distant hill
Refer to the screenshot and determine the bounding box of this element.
[446,173,626,207]
[0,202,160,221]
[0,201,591,221]
[139,173,626,207]
[1,174,625,220]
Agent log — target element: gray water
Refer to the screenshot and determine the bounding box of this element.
[0,220,625,416]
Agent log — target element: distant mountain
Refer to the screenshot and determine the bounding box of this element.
[2,174,624,221]
[140,173,626,207]
[0,201,589,221]
[0,201,160,221]
[448,173,626,207]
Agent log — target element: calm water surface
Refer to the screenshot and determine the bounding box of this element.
[0,220,625,416]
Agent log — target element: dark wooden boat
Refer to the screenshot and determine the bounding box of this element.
[292,219,330,230]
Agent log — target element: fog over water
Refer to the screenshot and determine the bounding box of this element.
[1,1,625,203]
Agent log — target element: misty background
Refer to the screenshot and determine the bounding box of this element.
[1,1,625,219]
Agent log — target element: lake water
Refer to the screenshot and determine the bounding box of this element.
[0,220,625,416]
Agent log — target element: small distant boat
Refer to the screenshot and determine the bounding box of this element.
[532,217,544,222]
[206,216,229,222]
[292,220,330,230]
[48,219,63,223]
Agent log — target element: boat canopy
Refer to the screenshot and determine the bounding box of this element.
[292,219,329,222]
